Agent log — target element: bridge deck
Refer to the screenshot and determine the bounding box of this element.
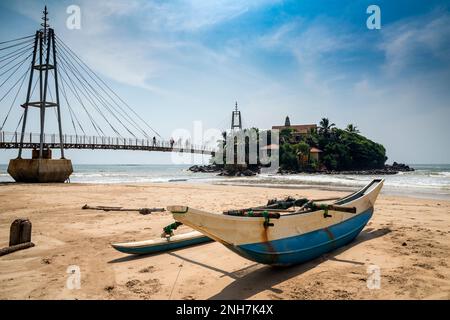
[0,131,215,156]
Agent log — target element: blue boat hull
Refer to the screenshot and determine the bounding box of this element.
[230,208,373,266]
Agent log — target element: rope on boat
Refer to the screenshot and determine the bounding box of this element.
[262,211,275,228]
[163,221,183,237]
[304,203,330,217]
[266,197,309,209]
[223,196,355,218]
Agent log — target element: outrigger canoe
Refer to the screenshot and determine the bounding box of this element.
[168,179,384,266]
[111,231,212,255]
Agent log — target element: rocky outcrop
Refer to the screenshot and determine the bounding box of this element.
[188,164,222,173]
[217,168,258,177]
[191,162,414,176]
[188,164,259,176]
[278,162,414,175]
[387,162,415,172]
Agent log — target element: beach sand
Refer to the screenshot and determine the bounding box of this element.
[0,182,449,300]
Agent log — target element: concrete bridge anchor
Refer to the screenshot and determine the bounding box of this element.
[8,149,73,183]
[8,10,73,183]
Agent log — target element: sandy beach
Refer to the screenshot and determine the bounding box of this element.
[0,182,449,300]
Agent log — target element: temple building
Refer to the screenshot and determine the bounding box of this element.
[271,116,323,165]
[272,116,317,140]
[309,147,323,162]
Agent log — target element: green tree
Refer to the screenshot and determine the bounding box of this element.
[296,141,310,169]
[319,118,335,136]
[280,128,295,144]
[279,143,299,171]
[346,124,360,134]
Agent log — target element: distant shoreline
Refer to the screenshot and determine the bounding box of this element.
[211,181,450,201]
[0,163,449,201]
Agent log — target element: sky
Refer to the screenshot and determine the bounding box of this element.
[0,0,449,164]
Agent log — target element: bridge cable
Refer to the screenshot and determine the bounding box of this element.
[45,77,59,126]
[30,74,39,98]
[55,39,153,139]
[55,36,159,138]
[0,52,32,83]
[11,113,24,141]
[0,34,34,46]
[56,53,106,137]
[57,57,122,137]
[0,38,34,52]
[57,68,86,135]
[48,46,82,135]
[57,52,136,139]
[57,55,116,136]
[55,36,161,138]
[55,41,149,139]
[57,49,139,138]
[0,41,31,69]
[0,42,34,64]
[58,67,105,136]
[47,72,72,137]
[56,44,148,139]
[57,66,105,136]
[0,58,31,104]
[0,69,28,130]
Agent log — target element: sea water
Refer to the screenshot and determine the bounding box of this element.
[0,163,449,199]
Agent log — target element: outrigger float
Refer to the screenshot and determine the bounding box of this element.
[167,179,384,266]
[111,231,212,255]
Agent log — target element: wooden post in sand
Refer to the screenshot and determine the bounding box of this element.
[9,219,32,246]
[0,242,35,257]
[0,219,35,256]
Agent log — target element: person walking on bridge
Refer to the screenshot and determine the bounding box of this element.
[152,136,156,147]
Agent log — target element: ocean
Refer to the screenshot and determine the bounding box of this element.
[1,163,449,200]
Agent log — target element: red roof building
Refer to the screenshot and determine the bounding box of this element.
[271,116,317,135]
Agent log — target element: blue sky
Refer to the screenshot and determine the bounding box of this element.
[0,0,449,164]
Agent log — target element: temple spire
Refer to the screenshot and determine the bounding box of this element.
[285,116,291,127]
[231,101,242,130]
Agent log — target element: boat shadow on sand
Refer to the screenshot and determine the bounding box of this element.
[203,226,391,300]
[108,226,390,300]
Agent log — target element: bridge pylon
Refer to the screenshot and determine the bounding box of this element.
[7,7,73,183]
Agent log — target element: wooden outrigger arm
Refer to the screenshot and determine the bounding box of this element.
[82,204,165,215]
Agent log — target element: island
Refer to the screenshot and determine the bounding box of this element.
[189,116,414,176]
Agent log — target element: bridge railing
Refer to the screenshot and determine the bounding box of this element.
[0,131,216,153]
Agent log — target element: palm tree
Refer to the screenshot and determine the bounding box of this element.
[319,118,335,136]
[346,124,360,133]
[293,141,310,169]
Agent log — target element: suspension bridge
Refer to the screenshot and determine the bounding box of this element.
[0,131,215,155]
[0,7,221,182]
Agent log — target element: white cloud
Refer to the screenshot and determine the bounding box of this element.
[259,18,356,65]
[136,0,281,32]
[379,10,450,75]
[258,18,356,96]
[6,0,283,94]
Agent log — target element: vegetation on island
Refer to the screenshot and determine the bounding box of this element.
[204,117,387,174]
[278,118,387,172]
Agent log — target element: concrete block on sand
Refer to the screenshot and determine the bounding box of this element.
[7,158,73,183]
